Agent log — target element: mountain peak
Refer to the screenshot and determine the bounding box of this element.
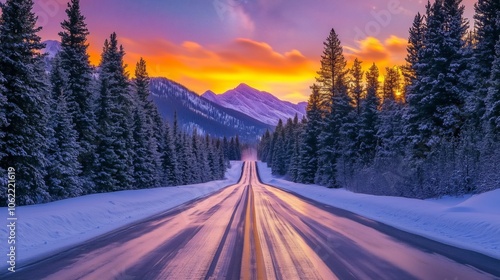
[201,90,217,103]
[202,84,306,126]
[202,90,217,97]
[235,83,251,90]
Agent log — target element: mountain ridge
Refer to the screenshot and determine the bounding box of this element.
[150,77,272,141]
[202,84,307,126]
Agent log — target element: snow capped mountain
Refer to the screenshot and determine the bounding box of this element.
[202,83,307,126]
[150,78,272,141]
[42,40,62,58]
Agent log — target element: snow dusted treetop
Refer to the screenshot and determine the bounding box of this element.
[316,28,347,112]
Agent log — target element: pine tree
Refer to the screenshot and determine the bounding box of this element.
[350,58,364,115]
[258,129,272,162]
[222,136,230,163]
[131,105,157,189]
[298,85,322,184]
[0,0,51,205]
[160,121,179,185]
[404,12,426,86]
[316,28,347,111]
[314,29,350,187]
[197,134,211,181]
[331,75,356,186]
[132,58,161,188]
[235,135,241,160]
[484,35,500,138]
[215,138,226,179]
[94,33,135,192]
[134,58,163,156]
[206,136,218,181]
[282,118,294,173]
[383,67,402,104]
[228,137,236,160]
[287,115,302,182]
[179,132,196,184]
[405,0,468,159]
[191,129,203,183]
[271,120,287,175]
[58,0,97,190]
[358,63,381,166]
[472,0,500,121]
[45,56,83,199]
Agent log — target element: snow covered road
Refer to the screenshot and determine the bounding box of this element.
[3,162,499,279]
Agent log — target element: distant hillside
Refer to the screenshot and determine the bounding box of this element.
[150,78,272,141]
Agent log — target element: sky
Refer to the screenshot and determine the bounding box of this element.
[34,0,477,103]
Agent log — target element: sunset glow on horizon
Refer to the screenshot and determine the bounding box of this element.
[35,0,477,103]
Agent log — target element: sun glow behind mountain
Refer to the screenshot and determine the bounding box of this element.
[36,0,477,103]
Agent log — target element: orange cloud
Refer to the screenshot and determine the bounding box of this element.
[385,35,407,54]
[344,35,408,76]
[88,36,317,103]
[345,37,389,62]
[86,35,409,103]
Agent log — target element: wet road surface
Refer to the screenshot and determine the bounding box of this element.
[4,161,499,279]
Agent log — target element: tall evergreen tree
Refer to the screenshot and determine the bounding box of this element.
[484,35,500,138]
[405,0,468,159]
[298,85,322,184]
[215,138,226,178]
[404,12,426,86]
[350,58,364,115]
[131,105,157,189]
[234,135,241,160]
[316,28,347,111]
[191,129,203,183]
[314,29,350,187]
[206,136,218,181]
[132,58,161,188]
[383,67,402,104]
[228,137,236,160]
[0,0,51,205]
[472,0,500,120]
[59,0,97,190]
[330,75,356,186]
[94,33,135,192]
[258,129,272,162]
[134,58,163,149]
[46,56,83,199]
[288,131,301,182]
[358,63,381,166]
[222,136,230,163]
[179,132,196,184]
[160,121,179,185]
[271,120,287,175]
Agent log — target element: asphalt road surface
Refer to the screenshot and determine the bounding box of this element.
[4,162,500,279]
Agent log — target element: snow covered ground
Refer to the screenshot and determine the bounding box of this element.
[0,162,243,268]
[257,162,500,259]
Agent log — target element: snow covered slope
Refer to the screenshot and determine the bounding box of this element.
[0,162,243,268]
[150,78,271,141]
[257,162,500,259]
[202,83,307,126]
[42,40,61,58]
